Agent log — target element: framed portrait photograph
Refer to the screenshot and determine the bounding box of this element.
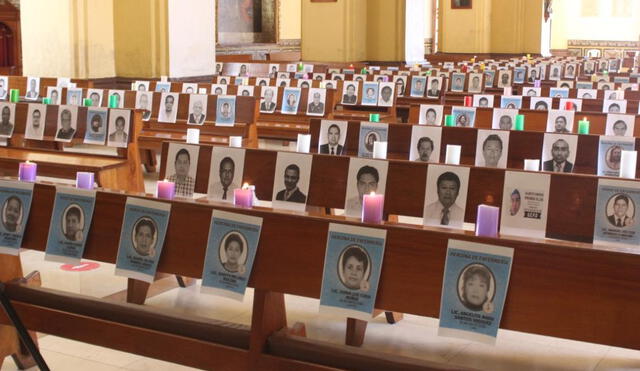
[25,104,46,141]
[201,210,263,301]
[166,143,200,197]
[451,106,477,127]
[44,187,96,264]
[541,133,578,173]
[211,84,228,96]
[0,180,34,255]
[473,94,494,108]
[319,223,387,320]
[467,73,483,94]
[475,130,510,169]
[207,147,246,203]
[450,73,466,92]
[135,91,153,121]
[157,92,179,124]
[418,104,444,126]
[546,110,575,134]
[318,120,348,155]
[361,82,379,106]
[358,122,389,158]
[54,105,78,143]
[216,95,237,126]
[500,96,522,109]
[423,164,470,230]
[593,178,640,248]
[259,86,278,113]
[237,85,255,97]
[491,108,518,131]
[271,152,313,212]
[181,83,198,95]
[84,108,108,145]
[603,99,627,114]
[107,109,131,148]
[605,114,635,137]
[24,77,40,101]
[86,89,103,107]
[377,82,395,107]
[341,81,359,105]
[598,137,635,177]
[46,86,61,105]
[306,88,327,116]
[410,125,442,163]
[0,102,15,138]
[187,94,208,125]
[343,158,389,218]
[281,87,301,115]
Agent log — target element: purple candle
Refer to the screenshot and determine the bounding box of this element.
[18,162,37,182]
[534,79,541,88]
[361,192,384,224]
[475,204,500,238]
[156,180,175,200]
[234,184,253,208]
[75,172,95,189]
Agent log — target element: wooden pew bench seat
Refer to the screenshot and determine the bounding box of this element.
[0,148,143,191]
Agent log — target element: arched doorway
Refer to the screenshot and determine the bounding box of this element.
[0,22,14,67]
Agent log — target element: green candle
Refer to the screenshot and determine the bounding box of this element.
[83,98,93,107]
[9,89,19,103]
[445,115,455,127]
[42,97,51,105]
[108,94,119,108]
[578,118,590,134]
[369,113,380,122]
[361,68,367,74]
[514,115,525,131]
[425,70,432,76]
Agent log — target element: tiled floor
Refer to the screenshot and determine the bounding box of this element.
[3,140,640,370]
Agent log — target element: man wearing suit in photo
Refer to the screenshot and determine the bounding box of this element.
[319,124,344,155]
[607,194,634,228]
[275,164,307,203]
[543,139,573,173]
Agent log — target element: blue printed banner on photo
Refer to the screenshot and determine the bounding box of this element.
[438,239,514,345]
[593,178,640,248]
[215,95,236,126]
[358,122,389,158]
[44,187,96,264]
[201,210,263,301]
[114,197,171,283]
[319,223,387,320]
[0,180,34,256]
[597,137,635,177]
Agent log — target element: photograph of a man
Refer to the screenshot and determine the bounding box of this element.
[167,148,196,197]
[319,124,344,155]
[275,164,306,203]
[424,171,464,226]
[543,138,574,173]
[2,196,22,232]
[607,194,634,228]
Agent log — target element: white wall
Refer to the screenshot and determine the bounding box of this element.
[552,0,640,49]
[168,0,216,78]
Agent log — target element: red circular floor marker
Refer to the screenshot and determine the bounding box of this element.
[60,262,100,272]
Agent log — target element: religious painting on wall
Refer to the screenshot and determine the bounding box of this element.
[451,0,472,9]
[217,0,277,45]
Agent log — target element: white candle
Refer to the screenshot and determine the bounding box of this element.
[186,128,200,144]
[620,151,637,179]
[372,141,388,159]
[198,88,207,94]
[160,75,168,82]
[296,134,311,153]
[524,159,540,171]
[229,136,243,148]
[503,87,512,96]
[445,145,461,165]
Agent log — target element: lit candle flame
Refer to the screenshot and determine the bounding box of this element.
[242,183,249,190]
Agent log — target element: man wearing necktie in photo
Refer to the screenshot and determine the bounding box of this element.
[424,172,464,226]
[319,124,344,155]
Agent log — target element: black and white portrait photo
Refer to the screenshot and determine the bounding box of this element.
[423,165,470,229]
[419,104,444,126]
[377,82,395,107]
[318,120,347,155]
[410,125,442,163]
[25,77,40,101]
[131,217,158,257]
[207,147,246,203]
[260,86,278,113]
[343,158,389,218]
[473,94,494,108]
[605,114,635,137]
[546,110,575,134]
[541,133,578,173]
[2,195,23,233]
[271,152,313,212]
[61,204,84,242]
[188,94,208,125]
[306,88,327,116]
[24,103,46,141]
[166,143,200,197]
[475,130,509,169]
[158,92,179,123]
[55,105,78,142]
[107,109,131,148]
[491,108,518,131]
[341,81,359,105]
[0,103,15,138]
